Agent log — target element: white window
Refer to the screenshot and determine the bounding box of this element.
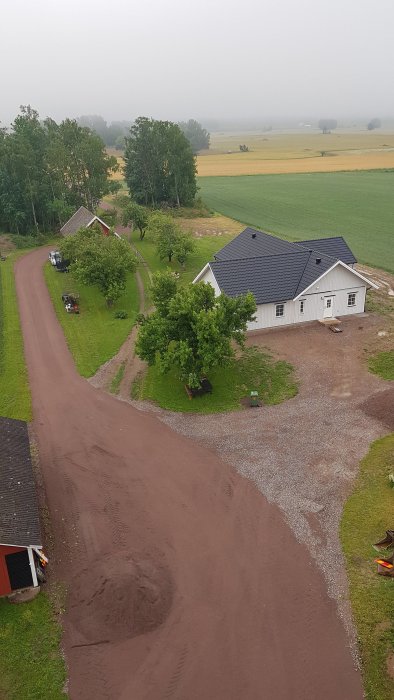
[300,300,305,314]
[347,292,356,307]
[275,303,284,317]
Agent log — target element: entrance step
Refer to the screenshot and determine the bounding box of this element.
[319,317,341,326]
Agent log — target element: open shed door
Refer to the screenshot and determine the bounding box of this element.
[5,550,33,591]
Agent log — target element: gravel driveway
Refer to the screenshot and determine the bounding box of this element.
[16,248,367,699]
[158,315,393,653]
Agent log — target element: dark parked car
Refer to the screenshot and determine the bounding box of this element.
[56,258,70,272]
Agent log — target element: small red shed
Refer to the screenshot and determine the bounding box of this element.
[0,418,47,597]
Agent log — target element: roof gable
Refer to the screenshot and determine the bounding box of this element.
[60,206,110,236]
[0,418,42,547]
[294,260,378,299]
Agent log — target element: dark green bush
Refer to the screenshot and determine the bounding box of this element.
[114,309,128,319]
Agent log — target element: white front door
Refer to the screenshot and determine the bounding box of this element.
[323,296,334,318]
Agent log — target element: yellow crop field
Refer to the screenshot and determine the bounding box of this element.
[197,130,394,176]
[107,148,125,180]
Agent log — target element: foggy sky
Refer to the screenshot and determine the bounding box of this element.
[2,0,394,125]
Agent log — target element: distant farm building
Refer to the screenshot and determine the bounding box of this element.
[0,418,47,597]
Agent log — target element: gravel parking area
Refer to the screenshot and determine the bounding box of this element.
[159,314,393,654]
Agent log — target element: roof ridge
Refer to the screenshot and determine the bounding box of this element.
[212,250,309,265]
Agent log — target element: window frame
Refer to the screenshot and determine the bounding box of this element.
[347,292,356,307]
[300,300,305,314]
[275,303,285,318]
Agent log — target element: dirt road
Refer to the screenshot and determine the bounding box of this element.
[15,248,363,700]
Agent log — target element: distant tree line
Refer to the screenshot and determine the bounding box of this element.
[318,119,337,134]
[0,106,118,235]
[77,115,132,149]
[367,118,381,131]
[178,119,210,152]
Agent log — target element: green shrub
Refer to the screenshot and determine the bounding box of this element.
[114,309,128,319]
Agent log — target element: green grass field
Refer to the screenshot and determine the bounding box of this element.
[368,351,394,380]
[0,253,32,420]
[199,171,394,273]
[44,264,139,377]
[132,346,297,413]
[0,594,66,699]
[341,434,394,700]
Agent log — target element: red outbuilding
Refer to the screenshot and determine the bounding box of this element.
[60,205,112,237]
[0,418,47,597]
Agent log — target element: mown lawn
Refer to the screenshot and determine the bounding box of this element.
[132,346,297,413]
[340,434,394,700]
[199,171,394,273]
[0,594,66,699]
[0,253,32,420]
[368,351,394,380]
[44,263,139,377]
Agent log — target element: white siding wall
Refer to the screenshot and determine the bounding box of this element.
[247,284,366,330]
[198,261,369,331]
[197,265,221,295]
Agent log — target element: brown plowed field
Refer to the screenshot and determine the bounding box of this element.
[15,248,363,700]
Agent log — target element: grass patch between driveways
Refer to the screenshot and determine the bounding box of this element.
[132,346,297,413]
[0,252,32,420]
[368,351,394,380]
[110,361,126,394]
[44,263,139,377]
[340,434,394,700]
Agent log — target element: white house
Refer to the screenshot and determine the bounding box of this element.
[193,228,378,331]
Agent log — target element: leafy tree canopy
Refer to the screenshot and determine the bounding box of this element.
[0,106,118,235]
[147,212,195,265]
[59,226,137,305]
[136,272,256,388]
[122,202,149,239]
[178,119,210,153]
[124,117,197,208]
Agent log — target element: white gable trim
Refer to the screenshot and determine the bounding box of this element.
[193,263,212,284]
[87,215,111,231]
[293,260,378,300]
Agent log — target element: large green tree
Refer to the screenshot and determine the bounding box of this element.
[147,212,195,264]
[0,106,118,235]
[136,272,256,388]
[122,202,149,239]
[59,226,137,305]
[124,117,197,207]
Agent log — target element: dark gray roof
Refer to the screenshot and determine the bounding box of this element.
[294,250,337,297]
[211,250,335,304]
[214,227,295,260]
[295,237,357,265]
[207,228,357,304]
[60,206,109,236]
[0,418,42,547]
